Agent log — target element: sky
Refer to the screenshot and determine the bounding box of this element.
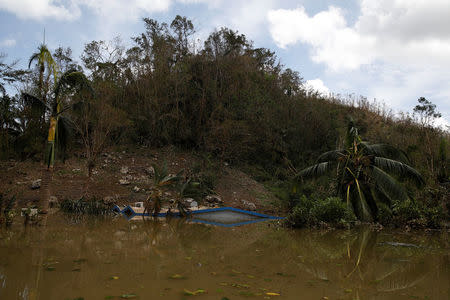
[0,0,449,128]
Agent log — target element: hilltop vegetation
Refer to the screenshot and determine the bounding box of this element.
[0,16,448,227]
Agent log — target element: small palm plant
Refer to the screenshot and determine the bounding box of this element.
[298,119,424,221]
[144,162,185,216]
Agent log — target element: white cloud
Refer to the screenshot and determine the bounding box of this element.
[267,0,450,71]
[0,0,175,21]
[0,38,16,47]
[0,0,81,21]
[305,79,330,96]
[268,0,450,125]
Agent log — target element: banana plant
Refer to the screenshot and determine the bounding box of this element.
[297,119,424,221]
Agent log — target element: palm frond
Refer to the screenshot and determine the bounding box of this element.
[361,142,409,163]
[371,166,408,201]
[317,150,346,162]
[22,92,50,112]
[354,178,372,221]
[374,157,424,186]
[55,69,93,99]
[297,162,332,180]
[28,53,39,69]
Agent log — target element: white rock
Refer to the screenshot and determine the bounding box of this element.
[242,200,256,211]
[190,201,198,208]
[205,195,223,204]
[120,166,129,174]
[49,196,58,207]
[31,179,41,190]
[21,208,38,217]
[133,186,140,193]
[119,179,130,185]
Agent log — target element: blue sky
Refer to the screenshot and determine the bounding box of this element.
[1,0,449,128]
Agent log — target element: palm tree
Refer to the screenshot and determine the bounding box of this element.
[144,162,186,217]
[297,119,424,221]
[28,44,58,106]
[24,69,92,168]
[23,68,92,212]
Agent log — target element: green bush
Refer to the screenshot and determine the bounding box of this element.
[377,202,393,226]
[60,197,113,215]
[285,195,314,227]
[311,197,356,224]
[285,196,355,228]
[422,206,444,229]
[392,199,444,228]
[392,199,421,224]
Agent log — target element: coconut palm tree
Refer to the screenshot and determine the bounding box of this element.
[297,119,424,221]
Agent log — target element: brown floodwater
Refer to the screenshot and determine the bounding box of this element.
[0,215,448,300]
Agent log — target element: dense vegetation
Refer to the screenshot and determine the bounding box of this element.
[0,16,448,227]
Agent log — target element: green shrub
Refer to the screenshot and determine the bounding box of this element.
[392,199,421,224]
[285,195,314,227]
[377,202,393,226]
[422,206,444,229]
[392,199,444,228]
[286,196,355,228]
[60,197,113,215]
[311,197,356,224]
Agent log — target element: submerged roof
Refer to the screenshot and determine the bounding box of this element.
[113,205,283,227]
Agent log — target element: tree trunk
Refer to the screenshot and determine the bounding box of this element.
[39,167,53,213]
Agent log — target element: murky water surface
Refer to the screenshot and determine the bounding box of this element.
[0,215,448,300]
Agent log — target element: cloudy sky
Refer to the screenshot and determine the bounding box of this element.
[1,0,449,127]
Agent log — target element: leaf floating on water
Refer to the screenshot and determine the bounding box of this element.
[344,289,352,293]
[263,278,272,282]
[232,269,242,274]
[210,272,217,276]
[45,266,56,271]
[226,283,250,289]
[183,289,206,296]
[73,258,88,263]
[185,257,192,260]
[170,274,185,279]
[266,292,280,296]
[120,294,137,299]
[246,275,255,279]
[104,296,114,300]
[110,276,119,280]
[219,282,228,286]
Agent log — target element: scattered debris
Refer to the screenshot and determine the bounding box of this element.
[120,166,129,174]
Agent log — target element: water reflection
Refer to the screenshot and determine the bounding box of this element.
[0,215,448,300]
